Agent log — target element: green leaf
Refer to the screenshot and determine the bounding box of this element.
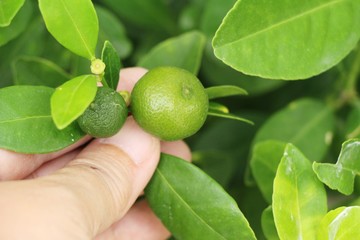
[250,140,287,203]
[346,104,360,138]
[0,86,85,153]
[206,85,247,99]
[208,110,254,125]
[273,144,327,240]
[317,206,360,239]
[213,0,360,80]
[12,56,70,87]
[199,0,236,38]
[51,75,97,129]
[192,150,238,187]
[208,102,229,114]
[102,0,177,34]
[0,0,33,47]
[95,5,132,59]
[313,139,360,195]
[138,31,206,75]
[202,43,284,95]
[145,153,256,240]
[261,206,280,240]
[253,98,335,162]
[101,41,121,90]
[38,0,98,60]
[0,0,25,27]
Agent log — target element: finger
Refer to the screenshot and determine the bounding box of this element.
[0,117,161,240]
[0,136,91,181]
[26,149,81,179]
[95,140,192,240]
[161,140,192,162]
[95,200,170,240]
[118,67,148,92]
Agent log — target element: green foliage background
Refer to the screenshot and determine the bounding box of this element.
[1,0,360,239]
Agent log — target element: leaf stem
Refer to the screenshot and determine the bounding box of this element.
[101,78,109,88]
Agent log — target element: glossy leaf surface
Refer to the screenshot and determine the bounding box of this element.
[0,86,85,153]
[12,56,70,87]
[206,85,247,99]
[250,140,287,203]
[101,41,121,90]
[317,206,360,239]
[138,31,206,75]
[273,144,327,240]
[146,153,256,240]
[51,75,97,129]
[313,139,360,195]
[0,0,25,27]
[213,0,360,79]
[253,98,335,162]
[38,0,98,59]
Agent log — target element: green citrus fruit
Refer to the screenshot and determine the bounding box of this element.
[77,87,128,138]
[131,66,208,141]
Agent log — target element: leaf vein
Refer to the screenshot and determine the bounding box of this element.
[59,0,93,58]
[155,168,227,240]
[0,115,51,124]
[217,0,346,49]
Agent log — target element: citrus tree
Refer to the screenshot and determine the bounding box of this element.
[1,0,360,239]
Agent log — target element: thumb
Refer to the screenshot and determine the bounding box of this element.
[55,116,161,236]
[0,117,160,240]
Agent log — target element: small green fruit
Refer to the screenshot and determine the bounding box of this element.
[130,66,208,141]
[77,87,128,138]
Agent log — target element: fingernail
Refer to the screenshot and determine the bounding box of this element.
[97,117,159,165]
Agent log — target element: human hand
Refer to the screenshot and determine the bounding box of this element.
[0,67,191,240]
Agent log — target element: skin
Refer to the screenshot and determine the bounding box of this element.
[0,67,192,240]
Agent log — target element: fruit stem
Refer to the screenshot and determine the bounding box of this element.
[119,90,131,106]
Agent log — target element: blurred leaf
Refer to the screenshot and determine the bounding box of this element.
[253,98,335,162]
[317,206,360,239]
[145,153,256,240]
[199,0,236,37]
[313,139,360,195]
[0,0,25,27]
[213,0,360,79]
[102,0,177,34]
[250,140,287,203]
[51,75,97,129]
[346,103,360,138]
[273,144,327,240]
[208,102,229,114]
[138,31,206,75]
[38,0,98,59]
[101,41,121,90]
[208,110,254,125]
[0,0,33,47]
[0,16,45,87]
[192,150,237,187]
[95,5,132,58]
[0,86,85,153]
[12,56,70,87]
[206,85,247,99]
[261,206,279,240]
[178,2,203,31]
